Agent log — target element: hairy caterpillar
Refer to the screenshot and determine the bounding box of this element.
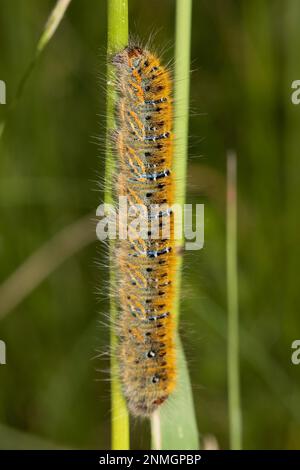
[112,44,177,417]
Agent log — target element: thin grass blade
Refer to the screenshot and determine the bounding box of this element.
[227,150,242,449]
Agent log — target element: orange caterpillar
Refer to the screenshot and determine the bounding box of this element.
[112,45,177,416]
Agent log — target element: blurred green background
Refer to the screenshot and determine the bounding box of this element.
[0,0,300,450]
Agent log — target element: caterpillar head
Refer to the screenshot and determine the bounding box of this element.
[112,45,143,66]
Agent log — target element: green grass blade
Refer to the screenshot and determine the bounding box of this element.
[151,0,199,450]
[226,151,242,449]
[0,0,73,139]
[0,424,64,450]
[173,0,192,214]
[106,0,129,451]
[0,214,94,321]
[151,336,199,450]
[173,0,193,324]
[16,0,73,103]
[36,0,72,55]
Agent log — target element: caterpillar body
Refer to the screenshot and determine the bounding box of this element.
[112,45,177,417]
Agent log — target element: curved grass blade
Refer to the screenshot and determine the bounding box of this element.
[151,336,199,450]
[0,214,94,321]
[0,0,73,140]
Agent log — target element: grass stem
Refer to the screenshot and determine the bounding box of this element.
[227,150,242,450]
[106,0,129,451]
